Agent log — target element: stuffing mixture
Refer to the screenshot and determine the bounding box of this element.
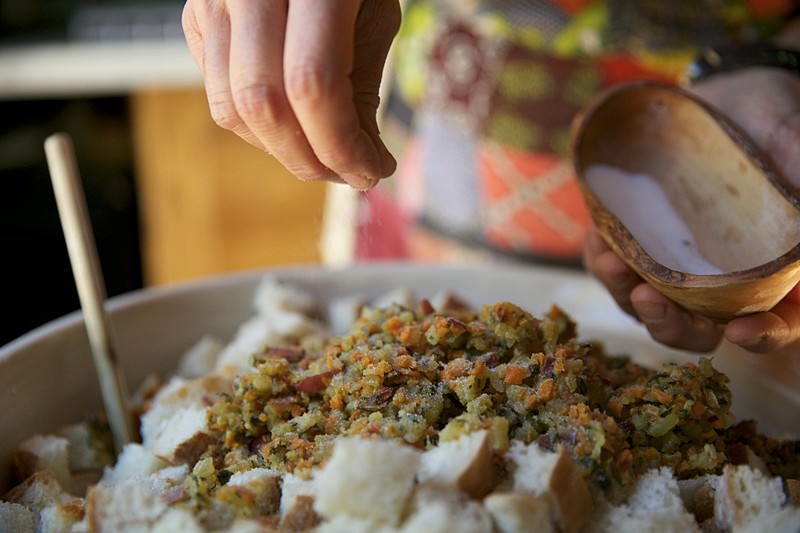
[207,299,799,493]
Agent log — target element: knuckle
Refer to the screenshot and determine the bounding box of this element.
[181,4,204,55]
[180,3,194,33]
[233,82,287,125]
[285,62,335,104]
[182,0,214,29]
[207,93,242,131]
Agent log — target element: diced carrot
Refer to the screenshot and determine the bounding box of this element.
[651,388,673,405]
[537,378,556,402]
[504,365,528,385]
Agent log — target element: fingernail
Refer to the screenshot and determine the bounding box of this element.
[345,134,378,172]
[376,141,397,177]
[341,173,375,191]
[634,301,667,324]
[380,153,397,177]
[739,337,764,350]
[733,332,773,351]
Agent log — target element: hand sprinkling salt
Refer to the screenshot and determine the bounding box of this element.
[585,164,723,275]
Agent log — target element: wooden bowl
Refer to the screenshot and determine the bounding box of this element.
[572,81,800,322]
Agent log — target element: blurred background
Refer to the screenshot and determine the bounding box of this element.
[0,0,330,345]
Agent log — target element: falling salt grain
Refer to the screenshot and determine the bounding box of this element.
[585,164,724,275]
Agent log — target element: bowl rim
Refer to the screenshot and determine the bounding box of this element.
[1,261,597,358]
[0,267,267,358]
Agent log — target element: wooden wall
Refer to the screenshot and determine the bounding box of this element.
[130,88,328,286]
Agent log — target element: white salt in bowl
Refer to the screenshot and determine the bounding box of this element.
[1,263,799,493]
[572,81,800,322]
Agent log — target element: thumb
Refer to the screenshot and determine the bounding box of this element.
[352,0,401,181]
[724,286,800,353]
[354,90,397,179]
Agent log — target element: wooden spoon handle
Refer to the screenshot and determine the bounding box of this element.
[45,132,133,453]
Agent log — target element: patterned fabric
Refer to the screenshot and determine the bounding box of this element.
[355,0,797,265]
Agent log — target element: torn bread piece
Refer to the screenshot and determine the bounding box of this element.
[4,471,77,513]
[597,467,700,533]
[141,375,228,465]
[85,480,166,532]
[313,515,397,533]
[280,473,315,518]
[429,291,472,313]
[101,443,168,485]
[327,293,368,335]
[417,429,494,498]
[484,492,554,533]
[678,475,718,525]
[280,473,319,530]
[313,437,420,528]
[214,277,326,378]
[280,494,320,531]
[727,444,770,476]
[12,435,71,490]
[151,508,204,533]
[0,501,36,533]
[253,277,318,317]
[148,405,216,465]
[176,335,225,379]
[226,519,283,533]
[372,287,416,310]
[84,466,187,533]
[140,375,230,446]
[227,468,282,515]
[213,312,323,378]
[400,483,493,533]
[714,464,800,533]
[84,465,189,533]
[58,422,114,475]
[38,501,85,533]
[212,315,279,378]
[507,441,593,533]
[252,277,322,336]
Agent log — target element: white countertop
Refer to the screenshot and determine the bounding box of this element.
[0,39,203,99]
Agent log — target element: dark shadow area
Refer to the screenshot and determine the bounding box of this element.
[0,97,143,346]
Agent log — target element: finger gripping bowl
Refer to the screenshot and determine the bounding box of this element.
[572,81,800,322]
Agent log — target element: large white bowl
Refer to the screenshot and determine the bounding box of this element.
[2,263,798,491]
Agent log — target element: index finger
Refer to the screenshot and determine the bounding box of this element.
[284,0,385,190]
[583,226,640,317]
[227,0,334,181]
[181,1,205,75]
